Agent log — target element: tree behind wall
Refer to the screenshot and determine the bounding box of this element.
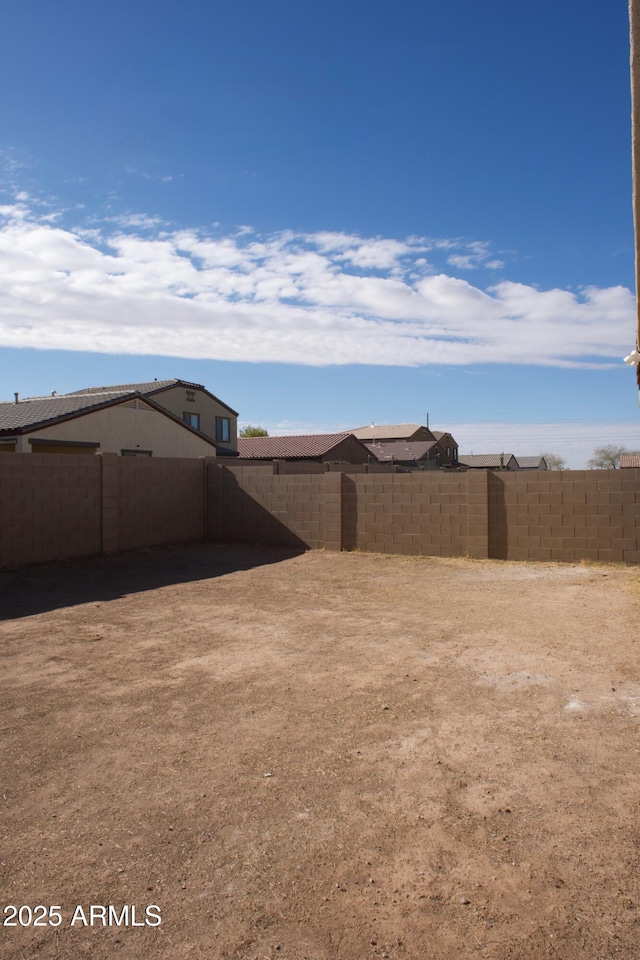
[540,453,566,471]
[587,445,640,469]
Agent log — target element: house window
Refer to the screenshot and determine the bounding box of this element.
[453,448,458,461]
[186,390,196,402]
[215,417,230,443]
[183,412,200,430]
[446,446,451,457]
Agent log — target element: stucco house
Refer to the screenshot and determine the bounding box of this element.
[63,379,239,453]
[0,391,219,457]
[431,431,459,464]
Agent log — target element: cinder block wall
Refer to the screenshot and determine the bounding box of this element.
[217,459,402,474]
[1,453,207,568]
[208,464,341,549]
[208,464,640,564]
[2,456,639,568]
[344,472,469,556]
[115,455,207,551]
[489,470,640,564]
[1,454,102,566]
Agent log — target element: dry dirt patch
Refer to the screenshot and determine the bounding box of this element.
[1,544,640,960]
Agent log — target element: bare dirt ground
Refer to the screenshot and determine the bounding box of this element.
[1,544,640,960]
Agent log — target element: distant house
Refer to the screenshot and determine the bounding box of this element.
[458,454,520,471]
[363,440,452,468]
[235,433,371,464]
[63,379,239,453]
[516,456,548,471]
[352,423,459,465]
[0,391,219,458]
[620,454,640,468]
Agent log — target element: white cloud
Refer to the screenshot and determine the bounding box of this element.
[109,213,167,229]
[0,199,635,368]
[447,254,477,270]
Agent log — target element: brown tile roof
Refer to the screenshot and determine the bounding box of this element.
[237,433,360,460]
[351,423,425,441]
[619,454,640,468]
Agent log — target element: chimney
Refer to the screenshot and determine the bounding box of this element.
[14,392,19,404]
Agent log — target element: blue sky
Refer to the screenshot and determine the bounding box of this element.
[1,0,639,466]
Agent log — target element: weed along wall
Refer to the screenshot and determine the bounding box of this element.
[1,455,639,568]
[207,464,640,565]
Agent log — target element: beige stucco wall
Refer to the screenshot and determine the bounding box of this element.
[150,385,238,450]
[18,399,217,457]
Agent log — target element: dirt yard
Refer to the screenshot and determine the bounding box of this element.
[1,544,640,960]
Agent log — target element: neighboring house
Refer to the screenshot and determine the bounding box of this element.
[516,456,548,471]
[235,433,372,463]
[458,454,520,470]
[364,440,452,468]
[63,379,239,453]
[620,454,640,468]
[0,392,219,457]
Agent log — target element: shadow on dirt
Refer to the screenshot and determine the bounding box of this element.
[0,542,306,621]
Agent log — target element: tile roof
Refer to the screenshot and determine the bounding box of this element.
[0,392,138,433]
[351,423,424,441]
[458,454,518,469]
[516,456,547,469]
[64,379,180,395]
[62,378,238,415]
[365,440,440,462]
[619,454,640,468]
[237,433,357,459]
